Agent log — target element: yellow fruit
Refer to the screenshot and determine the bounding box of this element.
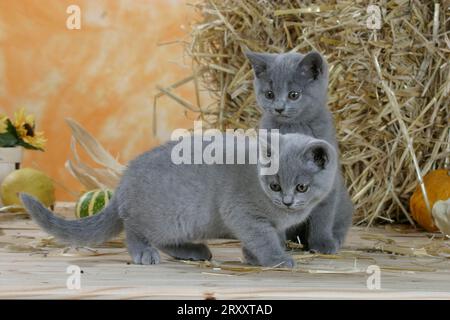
[1,168,55,207]
[410,169,450,232]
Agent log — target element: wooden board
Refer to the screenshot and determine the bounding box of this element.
[0,203,449,299]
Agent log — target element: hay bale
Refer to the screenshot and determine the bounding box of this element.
[185,0,450,225]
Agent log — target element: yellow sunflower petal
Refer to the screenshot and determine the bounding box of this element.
[0,115,8,134]
[11,108,46,149]
[23,130,47,150]
[13,108,25,125]
[13,107,36,139]
[25,114,35,125]
[13,108,26,137]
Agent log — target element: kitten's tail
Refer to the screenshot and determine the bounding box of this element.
[20,193,123,246]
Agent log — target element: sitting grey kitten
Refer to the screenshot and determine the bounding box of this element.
[20,133,338,267]
[246,50,353,254]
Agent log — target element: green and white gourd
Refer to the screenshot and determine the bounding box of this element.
[75,189,113,218]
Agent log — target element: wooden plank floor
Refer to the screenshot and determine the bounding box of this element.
[0,203,449,299]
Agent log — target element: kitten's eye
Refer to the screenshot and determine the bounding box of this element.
[296,184,309,193]
[265,90,275,100]
[269,182,281,192]
[288,91,301,100]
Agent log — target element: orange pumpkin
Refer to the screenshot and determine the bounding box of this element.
[410,169,450,232]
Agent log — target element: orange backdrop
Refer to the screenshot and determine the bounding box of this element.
[0,0,199,200]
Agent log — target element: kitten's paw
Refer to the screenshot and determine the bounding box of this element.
[132,247,161,265]
[160,243,212,261]
[242,247,259,266]
[243,248,294,268]
[308,239,338,255]
[183,244,212,261]
[278,256,295,268]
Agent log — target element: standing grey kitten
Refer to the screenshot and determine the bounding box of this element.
[246,50,353,254]
[20,133,338,268]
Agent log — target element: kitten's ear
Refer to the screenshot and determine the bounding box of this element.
[297,51,325,81]
[303,141,332,171]
[245,51,272,78]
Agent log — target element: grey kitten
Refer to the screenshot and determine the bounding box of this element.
[246,50,353,254]
[20,133,338,268]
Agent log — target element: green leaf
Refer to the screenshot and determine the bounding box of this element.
[0,132,19,147]
[17,139,43,151]
[6,119,18,136]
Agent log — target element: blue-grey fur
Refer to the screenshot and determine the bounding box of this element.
[246,50,353,254]
[20,133,337,267]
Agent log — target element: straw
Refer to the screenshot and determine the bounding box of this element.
[175,0,450,225]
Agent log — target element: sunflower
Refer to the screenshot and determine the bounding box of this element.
[0,115,7,134]
[22,130,47,150]
[13,108,34,137]
[13,108,47,150]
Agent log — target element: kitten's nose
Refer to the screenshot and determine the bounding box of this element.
[275,107,285,114]
[282,198,293,207]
